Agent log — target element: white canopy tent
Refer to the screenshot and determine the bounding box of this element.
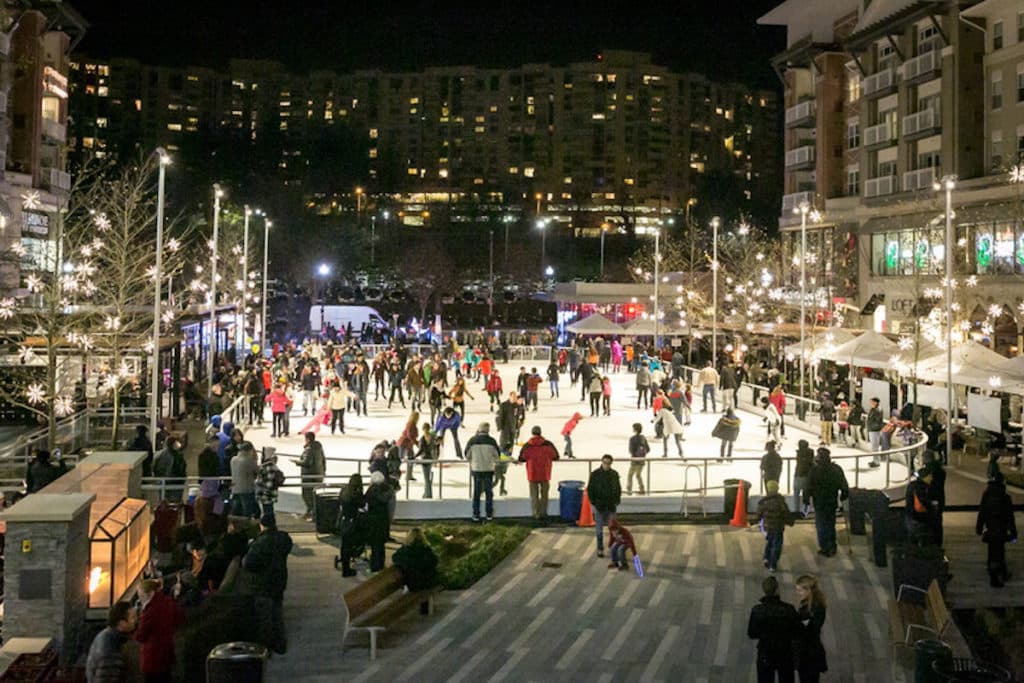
[818,330,900,367]
[623,317,683,337]
[914,342,1024,393]
[565,313,625,336]
[783,329,857,359]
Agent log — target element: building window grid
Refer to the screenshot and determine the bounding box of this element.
[994,21,1003,50]
[872,222,1024,277]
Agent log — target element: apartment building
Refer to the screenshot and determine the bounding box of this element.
[761,0,1024,352]
[68,51,781,235]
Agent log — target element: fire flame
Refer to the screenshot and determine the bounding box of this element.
[88,566,107,594]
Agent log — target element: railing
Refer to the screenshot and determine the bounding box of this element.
[865,175,898,198]
[902,50,940,82]
[781,191,815,215]
[862,68,896,97]
[903,166,937,193]
[354,344,553,363]
[902,108,939,138]
[864,121,895,148]
[784,100,816,127]
[785,145,815,168]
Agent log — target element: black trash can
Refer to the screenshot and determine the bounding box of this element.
[932,657,1012,682]
[865,490,892,567]
[314,488,341,535]
[847,488,870,535]
[723,479,752,516]
[558,480,585,523]
[914,639,952,683]
[207,641,267,683]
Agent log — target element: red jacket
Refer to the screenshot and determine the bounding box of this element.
[486,375,503,393]
[652,394,665,416]
[266,388,292,413]
[609,523,637,555]
[480,358,493,376]
[518,435,559,482]
[525,374,542,392]
[135,590,183,674]
[769,390,786,414]
[561,412,583,437]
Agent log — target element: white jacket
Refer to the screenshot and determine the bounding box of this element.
[763,403,781,426]
[654,408,685,436]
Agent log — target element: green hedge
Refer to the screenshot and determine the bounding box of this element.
[421,523,530,590]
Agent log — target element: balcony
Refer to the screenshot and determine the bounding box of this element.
[862,68,896,98]
[41,118,66,143]
[865,175,898,198]
[44,168,71,192]
[902,108,940,141]
[784,100,816,128]
[903,167,937,192]
[781,190,815,214]
[863,121,896,149]
[785,144,816,170]
[901,50,940,84]
[0,32,9,57]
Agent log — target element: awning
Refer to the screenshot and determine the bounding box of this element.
[819,330,900,367]
[564,313,624,336]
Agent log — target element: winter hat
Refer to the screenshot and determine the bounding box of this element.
[370,471,386,485]
[765,480,779,494]
[531,425,542,435]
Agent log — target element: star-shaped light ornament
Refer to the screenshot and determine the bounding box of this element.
[0,298,15,319]
[21,191,41,211]
[25,383,45,404]
[18,346,36,364]
[53,395,74,417]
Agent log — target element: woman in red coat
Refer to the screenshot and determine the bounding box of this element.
[135,579,183,683]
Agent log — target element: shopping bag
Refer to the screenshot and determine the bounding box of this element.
[633,554,644,578]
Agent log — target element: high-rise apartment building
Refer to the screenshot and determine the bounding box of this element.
[761,0,1024,351]
[0,2,85,292]
[69,51,781,235]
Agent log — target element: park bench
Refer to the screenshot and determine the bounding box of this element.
[888,578,950,656]
[341,566,438,661]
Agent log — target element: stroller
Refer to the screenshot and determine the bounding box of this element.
[333,507,369,572]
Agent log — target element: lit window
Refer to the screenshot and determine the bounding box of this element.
[408,168,418,175]
[166,123,182,131]
[605,192,615,199]
[624,178,634,185]
[369,128,379,139]
[474,126,485,133]
[474,116,485,123]
[607,74,616,83]
[96,117,107,128]
[592,113,605,120]
[82,137,94,148]
[134,100,142,112]
[490,105,498,112]
[279,101,291,107]
[167,103,181,111]
[98,65,109,76]
[368,148,377,158]
[187,74,199,82]
[563,177,572,184]
[508,167,519,174]
[410,97,420,104]
[474,178,484,185]
[439,169,449,179]
[524,167,535,178]
[97,86,108,97]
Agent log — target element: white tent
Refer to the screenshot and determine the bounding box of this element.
[565,313,624,336]
[622,317,689,337]
[819,330,900,367]
[915,342,1024,391]
[783,329,857,359]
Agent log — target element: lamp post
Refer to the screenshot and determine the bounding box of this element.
[503,214,513,266]
[261,217,272,354]
[711,216,720,366]
[488,227,494,318]
[536,218,548,271]
[241,205,251,350]
[370,214,376,266]
[316,263,331,334]
[653,224,661,351]
[600,223,609,279]
[150,148,170,439]
[934,175,956,468]
[207,184,223,400]
[793,200,821,399]
[355,186,364,226]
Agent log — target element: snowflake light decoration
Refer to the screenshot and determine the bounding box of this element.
[1011,164,1024,184]
[0,298,15,319]
[53,396,74,417]
[18,346,36,364]
[25,383,45,404]
[21,191,41,210]
[93,213,111,230]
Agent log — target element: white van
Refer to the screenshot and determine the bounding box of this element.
[309,305,387,333]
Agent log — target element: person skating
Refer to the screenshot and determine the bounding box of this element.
[792,440,814,515]
[416,422,440,499]
[817,392,835,446]
[588,373,603,417]
[762,397,782,445]
[976,472,1017,587]
[547,360,560,398]
[803,447,849,557]
[327,381,350,435]
[713,408,741,461]
[747,576,799,683]
[698,360,719,413]
[635,361,652,409]
[561,411,583,459]
[525,367,542,412]
[760,441,783,490]
[602,375,612,416]
[755,480,794,573]
[486,369,503,411]
[626,423,650,495]
[293,432,325,521]
[396,411,420,482]
[794,575,829,683]
[587,454,621,558]
[466,422,500,522]
[518,425,560,525]
[434,405,464,459]
[866,397,884,467]
[495,393,525,495]
[653,405,685,458]
[448,377,474,420]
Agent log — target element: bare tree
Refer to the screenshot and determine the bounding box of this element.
[400,238,455,323]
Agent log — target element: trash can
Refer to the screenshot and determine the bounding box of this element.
[206,641,267,683]
[723,479,751,516]
[932,657,1012,682]
[847,488,870,535]
[865,490,892,567]
[558,480,585,523]
[314,488,341,535]
[914,639,952,683]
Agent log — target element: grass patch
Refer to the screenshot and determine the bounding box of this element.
[421,523,530,590]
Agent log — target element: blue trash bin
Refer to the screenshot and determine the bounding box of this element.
[558,480,585,523]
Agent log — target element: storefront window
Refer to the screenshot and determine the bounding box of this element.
[993,222,1015,274]
[975,227,995,273]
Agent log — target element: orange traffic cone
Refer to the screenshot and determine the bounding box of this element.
[729,479,747,528]
[577,489,595,527]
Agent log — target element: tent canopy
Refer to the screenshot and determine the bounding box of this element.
[622,317,687,337]
[783,329,857,358]
[819,330,899,367]
[914,342,1024,392]
[565,313,624,336]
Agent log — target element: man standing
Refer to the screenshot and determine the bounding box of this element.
[135,579,183,683]
[720,362,739,411]
[747,576,799,683]
[586,454,621,558]
[495,393,525,495]
[803,447,849,557]
[866,397,884,467]
[525,367,542,411]
[300,366,320,416]
[86,601,137,683]
[466,422,500,522]
[635,362,652,409]
[977,472,1017,588]
[755,481,794,574]
[698,361,720,413]
[294,432,325,521]
[818,392,835,446]
[242,513,294,654]
[626,423,650,495]
[518,426,560,525]
[230,441,259,518]
[152,436,187,503]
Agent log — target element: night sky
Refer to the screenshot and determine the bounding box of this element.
[71,0,786,89]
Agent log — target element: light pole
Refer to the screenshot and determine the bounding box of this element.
[241,205,251,350]
[316,263,331,334]
[934,175,956,468]
[355,186,364,226]
[261,217,272,354]
[149,148,170,439]
[600,223,609,279]
[503,214,513,266]
[653,224,661,351]
[488,228,494,318]
[207,184,223,400]
[536,218,548,271]
[711,216,720,366]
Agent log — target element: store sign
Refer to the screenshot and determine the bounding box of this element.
[22,211,49,237]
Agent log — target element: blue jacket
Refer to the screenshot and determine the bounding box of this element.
[217,421,234,465]
[434,411,461,432]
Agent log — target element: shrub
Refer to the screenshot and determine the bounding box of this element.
[421,523,530,590]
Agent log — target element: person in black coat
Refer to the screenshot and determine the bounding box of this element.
[760,441,783,489]
[976,473,1017,588]
[747,575,799,683]
[923,450,946,545]
[586,454,622,558]
[391,528,439,594]
[25,449,67,494]
[794,574,828,682]
[242,513,293,654]
[365,471,394,572]
[337,473,365,577]
[803,448,849,557]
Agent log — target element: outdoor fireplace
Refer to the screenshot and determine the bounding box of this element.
[87,496,150,610]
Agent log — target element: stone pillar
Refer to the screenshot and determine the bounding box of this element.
[2,492,94,665]
[81,451,148,498]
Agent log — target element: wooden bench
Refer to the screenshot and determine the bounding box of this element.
[341,566,438,661]
[888,579,951,656]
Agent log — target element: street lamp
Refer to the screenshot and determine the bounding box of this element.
[793,200,822,399]
[710,216,720,366]
[354,186,364,225]
[653,223,662,350]
[150,148,170,439]
[536,218,549,271]
[934,174,956,467]
[488,227,494,318]
[240,205,251,352]
[316,263,331,334]
[260,217,272,353]
[503,214,514,266]
[207,183,223,400]
[600,223,610,279]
